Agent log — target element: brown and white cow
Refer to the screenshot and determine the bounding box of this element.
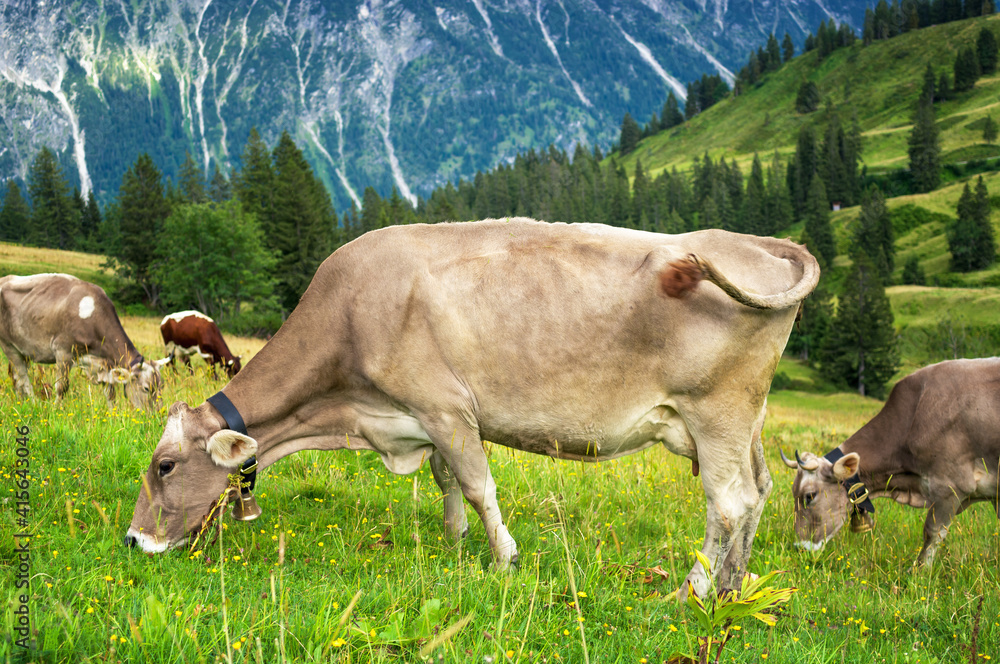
[782,358,1000,565]
[127,218,818,598]
[0,273,165,410]
[160,311,242,378]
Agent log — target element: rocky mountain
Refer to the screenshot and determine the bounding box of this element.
[0,0,868,211]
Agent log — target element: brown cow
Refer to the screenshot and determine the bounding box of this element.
[782,358,1000,565]
[127,218,818,598]
[160,311,242,378]
[0,273,165,410]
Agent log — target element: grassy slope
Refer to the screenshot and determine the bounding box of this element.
[623,15,1000,177]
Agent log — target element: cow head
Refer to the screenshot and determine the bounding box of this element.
[91,359,165,410]
[226,355,242,378]
[780,448,860,551]
[125,401,257,553]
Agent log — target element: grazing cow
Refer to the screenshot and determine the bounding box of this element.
[0,273,164,410]
[127,218,818,598]
[782,358,1000,565]
[160,311,242,378]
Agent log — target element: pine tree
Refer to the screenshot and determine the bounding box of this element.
[235,128,275,234]
[977,26,998,74]
[361,186,384,234]
[795,80,821,113]
[661,92,684,130]
[854,186,895,281]
[786,274,833,363]
[908,96,940,193]
[954,47,981,92]
[820,254,900,398]
[619,113,641,155]
[789,126,819,219]
[764,151,794,233]
[984,115,998,144]
[921,63,936,104]
[117,153,170,304]
[27,147,80,250]
[80,191,102,249]
[901,255,926,284]
[948,177,996,271]
[0,181,31,242]
[937,71,952,101]
[209,163,232,202]
[632,159,651,230]
[742,153,767,235]
[766,33,782,71]
[179,152,207,203]
[782,33,795,62]
[270,131,336,312]
[804,176,836,268]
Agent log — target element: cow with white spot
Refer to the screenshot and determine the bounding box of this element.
[160,310,242,378]
[0,273,165,410]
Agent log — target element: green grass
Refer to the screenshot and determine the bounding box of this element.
[1,353,997,663]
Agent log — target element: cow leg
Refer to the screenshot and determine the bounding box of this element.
[717,426,772,590]
[424,417,518,568]
[2,344,34,398]
[917,497,960,566]
[679,408,766,600]
[429,450,470,541]
[53,350,74,400]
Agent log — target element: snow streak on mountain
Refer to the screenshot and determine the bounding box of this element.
[0,0,866,209]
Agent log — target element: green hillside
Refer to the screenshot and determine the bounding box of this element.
[622,14,1000,177]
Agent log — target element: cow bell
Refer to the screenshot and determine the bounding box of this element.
[232,492,262,521]
[850,511,874,534]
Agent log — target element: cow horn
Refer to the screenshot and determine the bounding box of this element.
[778,446,798,469]
[795,450,820,471]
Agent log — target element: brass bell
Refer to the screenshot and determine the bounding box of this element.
[232,492,263,521]
[850,511,874,533]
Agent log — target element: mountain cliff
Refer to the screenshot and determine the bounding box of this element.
[0,0,867,211]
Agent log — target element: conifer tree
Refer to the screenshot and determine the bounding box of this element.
[661,92,684,130]
[619,113,641,155]
[632,159,651,230]
[908,95,940,192]
[0,181,31,242]
[235,128,275,233]
[361,186,384,234]
[977,26,998,74]
[209,164,232,202]
[937,71,952,101]
[786,274,833,363]
[948,177,996,271]
[742,153,766,235]
[270,131,336,312]
[782,33,795,62]
[117,153,170,304]
[804,176,836,268]
[80,191,102,248]
[795,80,821,113]
[921,63,936,104]
[28,147,79,250]
[789,126,819,219]
[764,151,793,233]
[179,152,207,203]
[766,34,782,71]
[901,255,926,284]
[984,115,998,144]
[854,186,895,281]
[954,47,981,91]
[820,253,900,398]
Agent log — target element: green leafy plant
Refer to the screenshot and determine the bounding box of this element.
[671,551,798,664]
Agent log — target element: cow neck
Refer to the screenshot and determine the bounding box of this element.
[823,446,875,515]
[105,319,144,368]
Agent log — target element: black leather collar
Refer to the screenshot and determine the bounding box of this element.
[823,448,875,514]
[207,391,256,495]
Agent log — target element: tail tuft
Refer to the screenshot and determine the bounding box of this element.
[660,256,705,299]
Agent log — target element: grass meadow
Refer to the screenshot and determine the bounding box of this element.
[1,330,998,663]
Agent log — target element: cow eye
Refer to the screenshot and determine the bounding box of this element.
[159,460,176,476]
[802,492,817,507]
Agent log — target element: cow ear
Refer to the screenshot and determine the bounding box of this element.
[153,356,172,369]
[206,430,258,469]
[831,453,860,481]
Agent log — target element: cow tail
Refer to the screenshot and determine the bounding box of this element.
[660,246,820,310]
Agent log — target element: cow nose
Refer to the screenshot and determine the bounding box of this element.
[123,534,137,548]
